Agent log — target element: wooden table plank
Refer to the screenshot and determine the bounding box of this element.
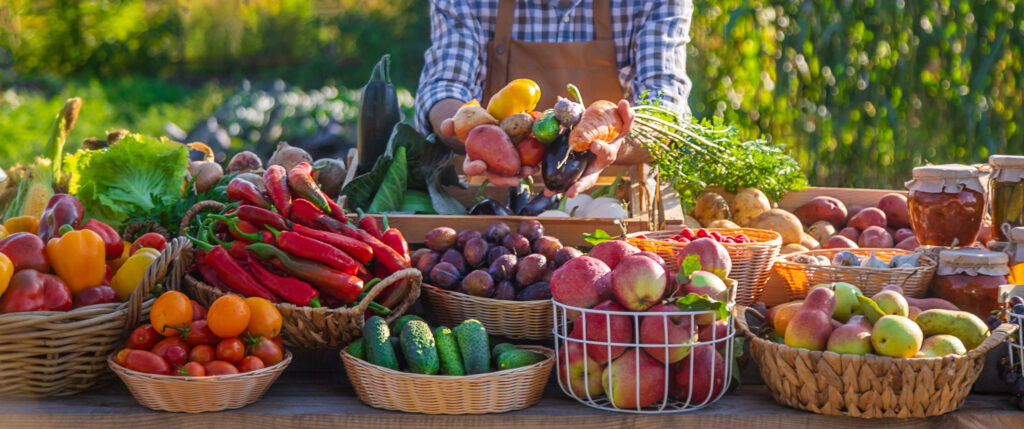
[0,370,1017,429]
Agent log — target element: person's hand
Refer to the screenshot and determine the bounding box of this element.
[544,99,634,197]
[440,118,537,186]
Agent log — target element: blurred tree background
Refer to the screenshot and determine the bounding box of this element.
[1,0,1022,188]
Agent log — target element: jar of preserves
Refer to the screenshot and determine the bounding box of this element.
[989,155,1024,242]
[905,164,986,247]
[931,248,1009,319]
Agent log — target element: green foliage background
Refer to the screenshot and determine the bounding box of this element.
[2,0,1022,189]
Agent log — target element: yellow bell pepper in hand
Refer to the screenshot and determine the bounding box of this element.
[486,78,541,120]
[45,227,106,295]
[0,253,13,297]
[4,216,39,235]
[110,251,158,300]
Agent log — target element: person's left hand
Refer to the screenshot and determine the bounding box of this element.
[544,99,634,197]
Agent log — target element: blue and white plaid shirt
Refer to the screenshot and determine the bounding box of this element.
[414,0,694,133]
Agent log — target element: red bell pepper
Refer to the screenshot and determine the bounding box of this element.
[0,232,50,272]
[262,165,292,219]
[226,177,272,209]
[129,232,167,255]
[37,194,85,242]
[356,208,383,239]
[242,250,321,307]
[81,219,123,259]
[291,224,373,264]
[0,269,73,313]
[267,227,359,275]
[73,285,119,308]
[103,264,114,285]
[287,162,332,214]
[247,243,363,304]
[236,205,290,231]
[187,236,280,302]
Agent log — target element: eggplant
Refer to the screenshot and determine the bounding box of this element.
[357,55,401,174]
[541,132,594,193]
[507,183,531,214]
[469,199,513,216]
[518,193,560,216]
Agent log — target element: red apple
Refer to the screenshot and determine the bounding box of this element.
[676,238,731,281]
[639,304,695,364]
[551,256,612,310]
[638,251,666,267]
[669,344,726,404]
[612,255,667,311]
[557,341,605,397]
[571,300,633,364]
[588,240,640,270]
[681,271,728,302]
[697,320,730,350]
[602,348,667,409]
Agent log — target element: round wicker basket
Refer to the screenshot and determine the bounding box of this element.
[774,248,937,299]
[0,236,190,397]
[109,351,292,413]
[341,345,554,414]
[419,284,553,340]
[737,307,1015,418]
[627,228,782,305]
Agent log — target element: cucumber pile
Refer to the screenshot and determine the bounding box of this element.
[347,316,546,375]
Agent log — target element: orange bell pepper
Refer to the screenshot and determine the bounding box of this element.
[4,216,39,235]
[45,227,106,295]
[0,253,13,298]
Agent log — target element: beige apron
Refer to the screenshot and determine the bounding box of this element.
[482,0,626,108]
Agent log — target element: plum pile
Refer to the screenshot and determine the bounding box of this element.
[414,220,583,301]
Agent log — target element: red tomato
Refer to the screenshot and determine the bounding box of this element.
[216,338,245,364]
[180,320,219,346]
[237,356,265,373]
[189,344,216,364]
[709,231,723,241]
[122,350,170,375]
[516,138,545,167]
[679,229,695,240]
[248,336,283,366]
[152,336,189,356]
[176,361,207,377]
[696,229,709,238]
[190,300,208,321]
[204,360,239,376]
[127,324,161,350]
[164,345,188,367]
[271,335,284,350]
[115,348,131,366]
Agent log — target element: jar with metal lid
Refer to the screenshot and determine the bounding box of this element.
[905,164,986,247]
[931,248,1009,319]
[989,155,1024,241]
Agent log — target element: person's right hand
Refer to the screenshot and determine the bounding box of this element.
[440,118,537,186]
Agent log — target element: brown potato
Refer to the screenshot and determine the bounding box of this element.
[781,243,809,254]
[465,124,520,176]
[499,113,534,144]
[733,188,771,226]
[693,192,731,227]
[807,220,836,244]
[749,209,803,245]
[709,219,740,229]
[800,233,820,249]
[453,102,498,143]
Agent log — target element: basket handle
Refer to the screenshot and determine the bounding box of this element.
[967,322,1018,359]
[178,200,227,237]
[354,268,422,324]
[122,236,192,330]
[121,220,171,242]
[734,305,760,339]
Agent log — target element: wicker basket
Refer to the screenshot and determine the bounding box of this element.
[0,236,190,397]
[109,351,292,412]
[774,248,937,300]
[420,284,552,340]
[737,307,1016,418]
[627,228,782,306]
[341,345,554,414]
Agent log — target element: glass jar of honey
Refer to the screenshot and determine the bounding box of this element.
[905,164,986,247]
[931,248,1009,319]
[989,155,1024,242]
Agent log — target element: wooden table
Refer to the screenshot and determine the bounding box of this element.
[0,369,1019,429]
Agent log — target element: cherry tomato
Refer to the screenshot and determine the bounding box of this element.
[207,295,251,338]
[180,319,219,346]
[176,361,207,376]
[190,300,208,321]
[271,335,284,350]
[115,348,131,366]
[237,356,265,373]
[204,360,239,376]
[216,338,245,364]
[127,324,161,350]
[244,297,282,338]
[248,336,283,366]
[150,291,193,336]
[709,231,723,241]
[164,345,188,367]
[189,344,216,363]
[679,228,695,240]
[152,336,190,357]
[122,350,170,375]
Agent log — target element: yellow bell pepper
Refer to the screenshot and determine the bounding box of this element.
[486,78,541,120]
[0,253,13,297]
[4,216,39,235]
[108,240,132,271]
[110,251,158,300]
[45,227,106,295]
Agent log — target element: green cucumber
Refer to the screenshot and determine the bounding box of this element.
[363,316,399,370]
[491,342,518,364]
[454,319,490,374]
[435,326,465,376]
[345,338,366,360]
[392,314,425,335]
[496,349,546,370]
[400,320,439,374]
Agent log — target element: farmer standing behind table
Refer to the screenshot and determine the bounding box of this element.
[415,0,694,197]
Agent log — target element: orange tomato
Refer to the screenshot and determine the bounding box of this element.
[207,295,251,338]
[244,297,282,338]
[150,291,193,336]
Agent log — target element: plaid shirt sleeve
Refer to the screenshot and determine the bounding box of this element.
[414,0,485,134]
[630,0,693,114]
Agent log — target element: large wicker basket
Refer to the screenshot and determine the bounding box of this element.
[109,351,291,412]
[341,345,554,414]
[420,284,553,340]
[774,248,937,299]
[0,236,189,397]
[627,228,782,305]
[737,307,1015,418]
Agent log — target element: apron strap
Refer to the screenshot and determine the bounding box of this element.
[494,0,516,49]
[487,0,517,103]
[593,0,613,41]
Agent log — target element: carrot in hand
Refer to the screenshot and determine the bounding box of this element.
[568,100,622,152]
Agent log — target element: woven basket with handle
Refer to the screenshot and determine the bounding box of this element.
[420,284,552,340]
[627,228,781,305]
[737,306,1016,418]
[341,345,554,414]
[0,236,189,397]
[774,248,936,300]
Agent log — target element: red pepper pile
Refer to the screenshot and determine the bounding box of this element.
[189,162,412,313]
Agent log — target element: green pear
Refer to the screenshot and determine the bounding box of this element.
[916,335,967,357]
[856,295,886,325]
[831,282,863,323]
[872,290,909,317]
[915,309,990,350]
[871,315,923,358]
[826,315,872,355]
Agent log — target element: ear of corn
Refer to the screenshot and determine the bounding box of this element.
[20,182,52,219]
